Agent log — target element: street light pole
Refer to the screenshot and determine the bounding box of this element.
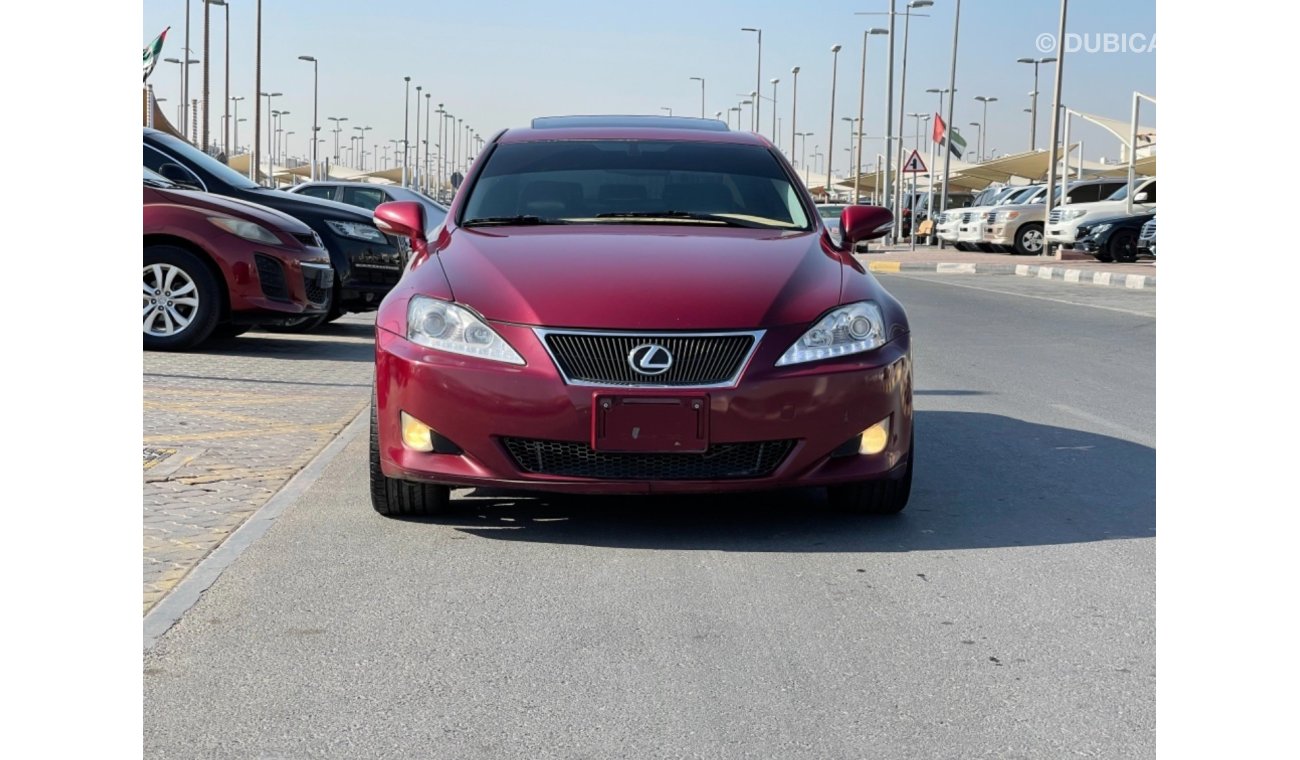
[796,132,813,186]
[770,78,779,144]
[414,85,422,188]
[741,28,762,131]
[973,95,997,162]
[1017,56,1057,151]
[259,91,280,180]
[436,104,446,197]
[690,77,705,118]
[402,76,411,187]
[354,125,372,172]
[201,0,211,152]
[328,116,347,162]
[424,93,432,192]
[826,44,842,202]
[214,1,229,156]
[250,0,261,182]
[790,66,800,159]
[856,28,888,204]
[183,0,191,139]
[1043,0,1069,255]
[894,0,933,242]
[939,0,963,222]
[299,55,318,179]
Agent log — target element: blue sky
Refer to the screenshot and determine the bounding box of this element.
[143,0,1154,173]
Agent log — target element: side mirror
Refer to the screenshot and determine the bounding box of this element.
[1134,191,1150,202]
[158,163,201,191]
[840,205,894,248]
[374,200,430,267]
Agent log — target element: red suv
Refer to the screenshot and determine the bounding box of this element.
[369,116,909,515]
[143,168,334,350]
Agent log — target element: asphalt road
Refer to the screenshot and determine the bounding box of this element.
[144,274,1156,759]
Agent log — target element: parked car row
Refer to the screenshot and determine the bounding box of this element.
[143,127,449,349]
[936,176,1156,261]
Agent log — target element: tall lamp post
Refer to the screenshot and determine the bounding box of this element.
[435,104,446,197]
[354,125,372,172]
[182,0,191,138]
[299,55,319,178]
[825,44,843,202]
[973,95,997,162]
[259,91,281,181]
[856,27,888,203]
[690,76,705,118]
[728,107,741,130]
[741,27,762,131]
[200,0,212,151]
[250,0,262,183]
[164,56,200,130]
[414,85,423,188]
[769,78,780,144]
[327,116,347,161]
[424,93,432,192]
[789,66,800,159]
[402,76,411,187]
[1016,56,1057,151]
[795,131,813,186]
[207,1,230,156]
[893,0,933,242]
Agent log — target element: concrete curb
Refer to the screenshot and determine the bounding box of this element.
[863,260,1156,290]
[143,407,369,651]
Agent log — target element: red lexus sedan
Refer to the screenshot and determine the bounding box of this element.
[143,167,334,350]
[369,116,911,516]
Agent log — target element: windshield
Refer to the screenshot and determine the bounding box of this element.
[148,132,259,190]
[1106,181,1142,201]
[462,140,811,230]
[1002,186,1040,205]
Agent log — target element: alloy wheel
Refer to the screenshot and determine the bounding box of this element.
[143,263,200,337]
[1022,228,1044,253]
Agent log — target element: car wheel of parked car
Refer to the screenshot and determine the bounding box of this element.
[143,245,221,351]
[369,391,451,517]
[1110,230,1139,263]
[826,437,913,514]
[1013,223,1045,256]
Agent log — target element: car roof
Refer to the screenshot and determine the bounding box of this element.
[500,115,768,146]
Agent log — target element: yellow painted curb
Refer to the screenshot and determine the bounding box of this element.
[868,261,902,273]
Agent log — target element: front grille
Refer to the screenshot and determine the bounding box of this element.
[1048,209,1064,223]
[1139,219,1156,240]
[542,331,758,386]
[961,212,975,223]
[349,265,402,286]
[502,438,795,480]
[254,254,289,301]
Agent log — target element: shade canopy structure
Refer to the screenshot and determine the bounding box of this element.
[1096,153,1156,178]
[142,88,185,140]
[1069,110,1156,157]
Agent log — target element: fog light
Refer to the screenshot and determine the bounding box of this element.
[859,417,891,455]
[400,411,434,452]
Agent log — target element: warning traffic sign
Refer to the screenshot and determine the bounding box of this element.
[902,149,927,174]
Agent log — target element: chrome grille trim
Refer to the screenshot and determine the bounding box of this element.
[533,328,766,388]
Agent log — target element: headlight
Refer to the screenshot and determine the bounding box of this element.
[776,301,886,367]
[407,296,524,365]
[1061,209,1088,221]
[325,219,388,244]
[208,216,281,245]
[1091,223,1112,234]
[998,211,1020,221]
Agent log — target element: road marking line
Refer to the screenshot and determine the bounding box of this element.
[881,273,1157,317]
[868,261,902,273]
[1050,403,1154,447]
[936,263,977,274]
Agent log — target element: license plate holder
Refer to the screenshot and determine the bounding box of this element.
[592,394,709,453]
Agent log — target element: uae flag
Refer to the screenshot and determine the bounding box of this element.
[932,112,967,158]
[143,27,169,82]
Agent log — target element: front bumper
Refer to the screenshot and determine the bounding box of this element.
[375,325,913,495]
[1045,222,1082,245]
[227,250,333,321]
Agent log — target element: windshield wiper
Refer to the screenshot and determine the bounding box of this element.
[461,215,569,227]
[594,211,772,229]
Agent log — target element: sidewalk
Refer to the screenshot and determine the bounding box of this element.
[854,243,1156,289]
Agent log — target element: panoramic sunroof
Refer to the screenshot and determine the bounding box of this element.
[530,115,730,131]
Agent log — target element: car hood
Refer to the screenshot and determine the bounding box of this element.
[243,186,376,222]
[1059,200,1156,219]
[994,203,1045,215]
[435,225,842,330]
[151,186,314,235]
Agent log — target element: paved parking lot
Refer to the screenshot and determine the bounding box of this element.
[142,315,375,613]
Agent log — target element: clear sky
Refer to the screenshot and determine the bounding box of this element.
[143,0,1154,174]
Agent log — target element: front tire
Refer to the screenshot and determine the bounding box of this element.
[1012,223,1045,256]
[369,391,450,517]
[1110,230,1138,263]
[827,438,914,515]
[143,245,221,351]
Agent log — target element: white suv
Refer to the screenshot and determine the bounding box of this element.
[985,179,1127,255]
[1045,177,1156,248]
[955,185,1039,251]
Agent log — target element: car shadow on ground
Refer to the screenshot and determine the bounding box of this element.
[199,332,374,362]
[392,410,1154,553]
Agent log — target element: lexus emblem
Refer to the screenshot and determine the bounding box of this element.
[628,343,673,376]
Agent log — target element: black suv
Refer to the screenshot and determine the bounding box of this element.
[143,128,406,327]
